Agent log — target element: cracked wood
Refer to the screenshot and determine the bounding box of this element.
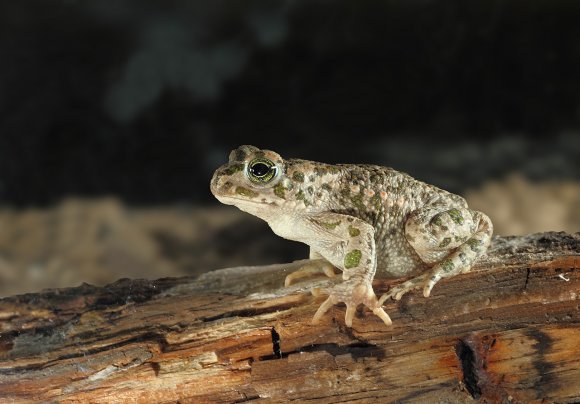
[0,232,578,403]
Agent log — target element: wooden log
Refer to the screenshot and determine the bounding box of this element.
[0,232,578,403]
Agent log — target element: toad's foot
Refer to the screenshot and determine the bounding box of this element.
[377,273,429,305]
[285,259,337,287]
[311,278,392,327]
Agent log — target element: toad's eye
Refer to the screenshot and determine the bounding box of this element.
[248,158,277,183]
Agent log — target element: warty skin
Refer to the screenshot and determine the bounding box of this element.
[211,145,493,327]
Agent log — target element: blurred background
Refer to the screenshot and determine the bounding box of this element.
[0,0,578,297]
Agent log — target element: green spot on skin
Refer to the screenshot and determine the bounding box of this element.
[432,216,443,226]
[439,237,451,248]
[318,220,341,230]
[348,225,361,237]
[292,171,305,182]
[231,149,247,162]
[223,164,244,175]
[344,249,362,269]
[322,183,332,192]
[274,183,286,199]
[467,238,482,252]
[448,208,464,225]
[440,259,454,272]
[314,167,328,176]
[307,186,314,195]
[236,187,259,198]
[351,194,365,210]
[296,190,311,206]
[370,194,382,210]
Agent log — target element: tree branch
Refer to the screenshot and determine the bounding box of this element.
[0,232,578,402]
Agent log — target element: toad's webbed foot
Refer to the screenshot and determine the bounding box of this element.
[377,273,428,305]
[312,278,392,327]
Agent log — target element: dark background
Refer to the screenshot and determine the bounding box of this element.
[1,0,579,207]
[0,1,578,296]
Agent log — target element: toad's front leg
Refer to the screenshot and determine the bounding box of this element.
[304,212,392,327]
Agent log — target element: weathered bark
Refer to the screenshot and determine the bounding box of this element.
[0,232,578,403]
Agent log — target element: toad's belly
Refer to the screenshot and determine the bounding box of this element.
[375,228,427,278]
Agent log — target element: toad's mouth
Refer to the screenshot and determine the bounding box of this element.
[214,194,276,207]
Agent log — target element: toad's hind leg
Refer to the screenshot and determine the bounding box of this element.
[420,210,493,296]
[407,206,493,297]
[380,206,493,304]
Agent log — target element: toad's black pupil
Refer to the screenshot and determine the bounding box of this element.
[251,163,270,177]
